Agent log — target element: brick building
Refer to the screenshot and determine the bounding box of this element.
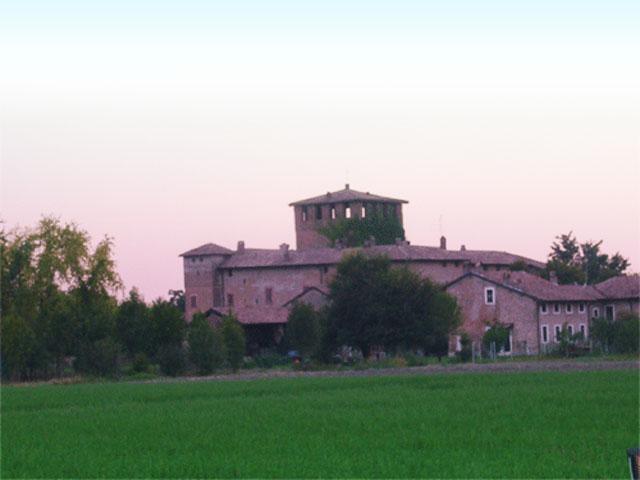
[181,185,639,355]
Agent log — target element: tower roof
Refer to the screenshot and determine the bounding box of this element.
[289,184,408,206]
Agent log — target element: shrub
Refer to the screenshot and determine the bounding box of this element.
[612,313,639,354]
[76,337,121,377]
[482,323,511,357]
[188,314,225,375]
[132,352,151,373]
[221,315,246,372]
[457,333,472,362]
[157,344,186,376]
[285,303,321,359]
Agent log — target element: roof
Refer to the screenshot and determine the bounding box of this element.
[289,185,408,206]
[447,270,604,302]
[594,274,640,300]
[218,244,544,270]
[180,243,234,257]
[282,286,330,307]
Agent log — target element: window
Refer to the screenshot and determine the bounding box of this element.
[191,258,196,263]
[579,324,587,338]
[540,303,548,314]
[541,325,549,344]
[566,303,573,314]
[302,207,308,222]
[567,325,574,335]
[228,269,233,277]
[579,303,586,313]
[484,287,495,305]
[553,303,561,314]
[315,205,322,220]
[190,295,197,308]
[227,294,234,307]
[605,305,614,321]
[554,325,561,342]
[266,288,273,305]
[345,204,351,218]
[330,205,336,220]
[592,307,600,319]
[361,205,366,218]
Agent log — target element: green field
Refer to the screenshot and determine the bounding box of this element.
[2,370,638,478]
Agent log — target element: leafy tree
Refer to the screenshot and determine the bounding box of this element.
[157,344,186,376]
[318,213,405,247]
[327,253,461,358]
[591,313,639,354]
[546,232,629,284]
[188,313,225,374]
[76,337,121,376]
[149,299,186,357]
[221,314,246,371]
[116,289,153,356]
[285,303,321,359]
[168,289,185,313]
[482,323,511,355]
[0,313,38,381]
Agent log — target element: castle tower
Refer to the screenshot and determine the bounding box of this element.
[289,184,408,250]
[180,243,233,321]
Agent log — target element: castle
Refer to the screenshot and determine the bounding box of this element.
[181,185,639,355]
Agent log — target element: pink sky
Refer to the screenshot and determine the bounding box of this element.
[2,3,639,300]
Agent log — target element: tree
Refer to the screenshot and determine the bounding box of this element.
[188,313,225,374]
[318,213,405,247]
[149,299,186,357]
[482,323,511,356]
[0,217,122,380]
[285,303,321,359]
[546,232,630,284]
[327,253,461,358]
[168,289,185,313]
[591,312,639,354]
[116,289,152,356]
[221,314,246,371]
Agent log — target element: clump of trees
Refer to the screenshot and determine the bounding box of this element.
[590,312,639,354]
[321,253,461,358]
[1,217,246,382]
[318,213,405,247]
[546,232,629,284]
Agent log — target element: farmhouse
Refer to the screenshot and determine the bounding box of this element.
[181,185,639,355]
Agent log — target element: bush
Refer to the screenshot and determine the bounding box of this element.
[252,352,289,369]
[157,344,186,376]
[132,352,151,373]
[285,303,321,359]
[221,315,246,372]
[591,313,639,354]
[76,337,121,377]
[482,323,511,356]
[457,333,472,362]
[188,314,225,375]
[612,313,639,354]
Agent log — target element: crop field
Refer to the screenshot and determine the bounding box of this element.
[2,369,638,478]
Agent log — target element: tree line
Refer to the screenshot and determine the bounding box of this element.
[1,217,245,381]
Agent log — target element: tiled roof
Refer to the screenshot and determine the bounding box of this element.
[180,243,234,257]
[594,274,640,299]
[459,250,546,269]
[455,270,604,302]
[218,244,544,270]
[289,185,408,206]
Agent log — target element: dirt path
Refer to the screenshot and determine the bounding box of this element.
[144,359,638,384]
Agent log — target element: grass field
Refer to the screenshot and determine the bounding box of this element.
[2,369,638,478]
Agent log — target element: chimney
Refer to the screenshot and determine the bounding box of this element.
[237,241,245,253]
[549,271,558,285]
[440,236,447,250]
[279,243,290,260]
[345,183,350,190]
[460,244,466,251]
